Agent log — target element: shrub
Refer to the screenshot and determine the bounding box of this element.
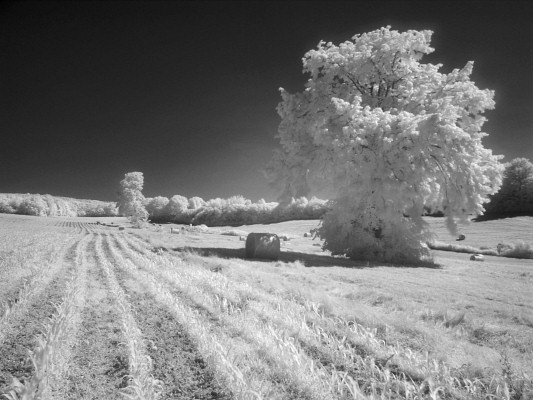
[188,196,205,209]
[0,193,119,217]
[145,196,170,220]
[427,241,499,256]
[0,200,15,214]
[17,196,48,216]
[165,195,189,221]
[500,242,533,259]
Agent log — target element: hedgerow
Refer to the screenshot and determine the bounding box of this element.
[144,195,328,226]
[0,193,118,217]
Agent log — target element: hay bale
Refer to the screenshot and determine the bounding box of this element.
[245,233,280,260]
[170,227,180,234]
[456,234,466,241]
[239,235,246,241]
[470,254,484,261]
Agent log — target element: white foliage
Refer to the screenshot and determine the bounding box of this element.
[266,26,504,262]
[145,196,170,219]
[117,172,148,227]
[188,196,205,209]
[166,194,189,218]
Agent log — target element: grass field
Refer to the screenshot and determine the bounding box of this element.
[0,213,531,399]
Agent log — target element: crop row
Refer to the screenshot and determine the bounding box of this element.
[104,232,519,399]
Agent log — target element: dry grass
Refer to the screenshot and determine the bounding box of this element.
[1,214,532,399]
[131,216,533,398]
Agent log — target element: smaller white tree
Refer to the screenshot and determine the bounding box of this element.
[117,172,148,227]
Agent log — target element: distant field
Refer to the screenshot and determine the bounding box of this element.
[0,213,531,399]
[424,216,533,250]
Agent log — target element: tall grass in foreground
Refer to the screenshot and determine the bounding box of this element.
[115,233,533,399]
[0,228,77,330]
[0,238,79,345]
[2,235,90,400]
[95,234,162,400]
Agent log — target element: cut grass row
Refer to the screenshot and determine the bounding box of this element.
[3,233,90,399]
[1,230,163,399]
[1,215,531,399]
[0,228,77,309]
[60,234,130,400]
[0,236,80,345]
[0,233,91,398]
[101,234,230,400]
[114,232,532,399]
[93,234,161,400]
[122,235,450,388]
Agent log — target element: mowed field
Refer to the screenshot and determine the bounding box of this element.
[0,214,531,399]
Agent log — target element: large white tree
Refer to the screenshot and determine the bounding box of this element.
[117,171,148,227]
[266,27,503,263]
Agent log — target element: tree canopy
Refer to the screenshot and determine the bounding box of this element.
[483,157,533,218]
[266,26,503,262]
[117,171,148,227]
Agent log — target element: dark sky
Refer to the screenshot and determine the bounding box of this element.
[1,1,532,202]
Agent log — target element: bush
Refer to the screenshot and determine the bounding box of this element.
[500,242,533,259]
[427,241,499,256]
[17,196,48,216]
[145,196,170,220]
[165,195,189,221]
[0,200,15,214]
[428,240,532,259]
[143,194,329,227]
[0,193,117,217]
[188,196,205,209]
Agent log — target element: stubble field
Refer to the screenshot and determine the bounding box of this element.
[0,213,531,399]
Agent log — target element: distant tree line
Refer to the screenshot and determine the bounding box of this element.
[0,189,328,225]
[144,194,329,226]
[0,193,118,217]
[113,172,329,227]
[479,157,533,219]
[3,157,530,224]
